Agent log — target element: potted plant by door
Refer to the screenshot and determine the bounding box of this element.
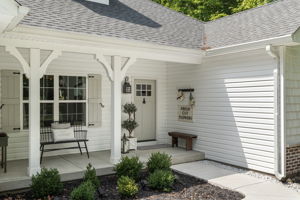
[122,103,138,151]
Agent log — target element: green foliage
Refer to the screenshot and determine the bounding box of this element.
[71,181,95,200]
[152,0,274,21]
[117,176,139,197]
[114,156,143,181]
[148,170,175,192]
[83,163,100,189]
[123,103,137,119]
[31,168,63,199]
[233,0,273,12]
[122,119,138,137]
[122,103,138,137]
[147,152,172,173]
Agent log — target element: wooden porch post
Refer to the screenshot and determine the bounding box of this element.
[110,55,122,164]
[28,48,41,176]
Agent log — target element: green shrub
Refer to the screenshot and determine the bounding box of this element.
[114,156,143,181]
[71,180,95,200]
[148,170,175,192]
[147,152,172,173]
[31,168,63,199]
[83,163,100,188]
[117,176,139,197]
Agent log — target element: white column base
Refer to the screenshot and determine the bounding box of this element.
[28,166,41,177]
[110,156,121,165]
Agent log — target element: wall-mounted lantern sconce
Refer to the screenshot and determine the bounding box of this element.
[123,76,132,94]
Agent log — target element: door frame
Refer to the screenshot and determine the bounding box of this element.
[132,76,158,142]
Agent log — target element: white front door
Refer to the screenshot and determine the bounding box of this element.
[134,79,156,141]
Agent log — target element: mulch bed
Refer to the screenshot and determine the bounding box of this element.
[0,171,244,200]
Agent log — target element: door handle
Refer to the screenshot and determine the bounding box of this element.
[143,98,146,104]
[0,104,5,110]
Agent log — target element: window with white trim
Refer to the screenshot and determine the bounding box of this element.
[22,75,87,129]
[58,76,86,124]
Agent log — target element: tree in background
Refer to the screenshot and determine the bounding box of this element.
[233,0,273,12]
[152,0,274,21]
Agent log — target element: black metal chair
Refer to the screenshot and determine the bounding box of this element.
[40,121,89,164]
[0,132,8,173]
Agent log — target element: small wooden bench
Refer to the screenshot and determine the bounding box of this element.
[168,132,197,151]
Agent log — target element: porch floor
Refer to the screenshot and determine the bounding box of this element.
[0,147,204,192]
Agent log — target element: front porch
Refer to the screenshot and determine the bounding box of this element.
[0,147,204,192]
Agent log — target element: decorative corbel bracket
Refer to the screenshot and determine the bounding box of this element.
[95,53,113,82]
[39,50,62,78]
[5,46,30,78]
[121,57,137,80]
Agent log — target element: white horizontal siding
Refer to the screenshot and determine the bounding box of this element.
[166,49,276,174]
[0,47,168,160]
[286,46,300,146]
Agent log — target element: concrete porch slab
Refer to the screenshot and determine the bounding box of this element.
[0,147,204,192]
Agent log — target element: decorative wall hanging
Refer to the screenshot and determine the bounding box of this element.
[177,91,185,102]
[178,105,193,122]
[189,92,195,107]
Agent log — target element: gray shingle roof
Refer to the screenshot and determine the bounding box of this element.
[205,0,300,48]
[16,0,300,49]
[17,0,205,49]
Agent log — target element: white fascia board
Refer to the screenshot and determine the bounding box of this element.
[205,35,295,57]
[1,25,204,64]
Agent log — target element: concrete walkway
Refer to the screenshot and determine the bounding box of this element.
[172,161,300,200]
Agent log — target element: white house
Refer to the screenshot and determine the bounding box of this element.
[0,0,300,184]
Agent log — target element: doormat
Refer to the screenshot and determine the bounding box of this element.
[137,144,171,150]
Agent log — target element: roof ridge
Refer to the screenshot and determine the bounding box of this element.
[205,0,285,24]
[145,0,205,24]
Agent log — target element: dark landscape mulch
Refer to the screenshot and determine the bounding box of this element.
[0,171,244,200]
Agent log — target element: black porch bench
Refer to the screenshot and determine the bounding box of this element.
[40,122,89,164]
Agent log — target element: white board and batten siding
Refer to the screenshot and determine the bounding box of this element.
[0,47,168,161]
[166,49,277,174]
[286,46,300,146]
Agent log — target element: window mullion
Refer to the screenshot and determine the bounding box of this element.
[54,74,59,121]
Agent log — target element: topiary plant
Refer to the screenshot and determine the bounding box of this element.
[122,119,138,138]
[123,103,137,120]
[31,168,63,199]
[122,103,138,138]
[147,152,172,173]
[70,180,95,200]
[148,170,175,192]
[117,176,139,197]
[83,163,100,189]
[114,156,143,181]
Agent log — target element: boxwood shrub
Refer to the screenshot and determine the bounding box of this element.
[147,152,172,173]
[83,163,100,189]
[117,176,139,197]
[114,156,143,181]
[148,170,175,192]
[71,180,95,200]
[31,168,63,199]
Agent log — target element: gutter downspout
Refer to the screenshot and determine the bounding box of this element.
[266,45,286,180]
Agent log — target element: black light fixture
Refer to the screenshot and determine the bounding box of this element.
[123,76,132,94]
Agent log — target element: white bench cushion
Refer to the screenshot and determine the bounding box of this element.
[51,123,71,129]
[52,127,75,142]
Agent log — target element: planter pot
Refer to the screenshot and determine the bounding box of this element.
[127,137,137,151]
